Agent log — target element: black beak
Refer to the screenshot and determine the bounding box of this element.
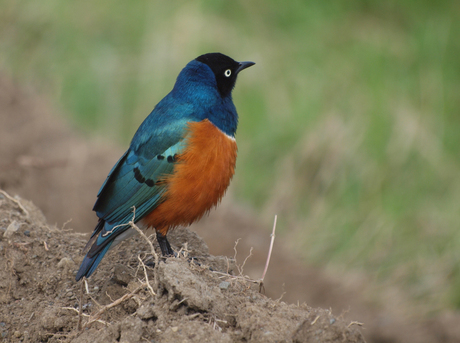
[236,61,255,73]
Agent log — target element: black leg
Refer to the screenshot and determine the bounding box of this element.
[152,231,205,268]
[156,231,174,256]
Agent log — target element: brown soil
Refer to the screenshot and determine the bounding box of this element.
[0,193,365,342]
[1,74,459,342]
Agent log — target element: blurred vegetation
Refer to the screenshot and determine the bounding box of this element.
[1,0,460,313]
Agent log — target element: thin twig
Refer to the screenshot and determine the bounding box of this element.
[232,238,254,277]
[347,321,364,328]
[0,190,29,218]
[61,218,73,230]
[261,215,277,282]
[130,222,157,260]
[233,238,241,261]
[211,270,260,284]
[137,255,156,296]
[239,247,253,276]
[84,284,145,328]
[88,294,102,309]
[128,207,159,290]
[62,307,89,317]
[77,279,84,331]
[259,215,277,292]
[62,307,107,325]
[311,315,320,325]
[275,290,286,302]
[105,291,115,303]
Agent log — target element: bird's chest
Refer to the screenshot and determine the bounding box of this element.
[171,119,237,204]
[142,119,237,231]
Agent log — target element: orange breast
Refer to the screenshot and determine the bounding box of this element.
[140,119,237,235]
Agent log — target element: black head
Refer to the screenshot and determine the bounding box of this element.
[195,53,255,98]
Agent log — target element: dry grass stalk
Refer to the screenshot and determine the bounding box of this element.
[259,215,277,292]
[127,206,160,291]
[83,283,146,328]
[0,190,29,218]
[77,280,84,331]
[137,255,156,297]
[347,321,364,328]
[212,215,279,294]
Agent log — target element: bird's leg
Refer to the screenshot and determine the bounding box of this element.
[154,230,204,268]
[156,231,174,256]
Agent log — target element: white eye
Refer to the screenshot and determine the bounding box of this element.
[224,69,231,77]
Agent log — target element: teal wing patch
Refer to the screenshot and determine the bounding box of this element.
[93,140,187,224]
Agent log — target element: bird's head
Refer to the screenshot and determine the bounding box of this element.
[195,53,255,98]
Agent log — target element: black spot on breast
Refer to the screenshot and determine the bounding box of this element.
[157,155,164,160]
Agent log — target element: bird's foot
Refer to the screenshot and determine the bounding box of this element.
[143,251,202,268]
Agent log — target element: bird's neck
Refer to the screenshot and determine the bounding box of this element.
[172,84,238,138]
[207,96,238,138]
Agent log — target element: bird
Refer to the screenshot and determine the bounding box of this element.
[76,52,255,281]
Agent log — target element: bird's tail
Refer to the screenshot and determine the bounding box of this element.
[75,219,116,281]
[75,243,113,281]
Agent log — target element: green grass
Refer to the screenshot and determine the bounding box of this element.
[1,0,460,313]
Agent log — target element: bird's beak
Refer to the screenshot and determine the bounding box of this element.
[236,61,255,74]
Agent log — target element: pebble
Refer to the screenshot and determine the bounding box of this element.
[57,257,74,269]
[219,281,230,290]
[330,318,336,325]
[14,331,21,338]
[23,230,30,237]
[3,221,21,238]
[113,264,133,286]
[171,327,178,332]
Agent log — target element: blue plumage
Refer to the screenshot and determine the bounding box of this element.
[76,53,254,281]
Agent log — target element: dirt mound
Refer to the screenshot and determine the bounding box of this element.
[0,192,365,343]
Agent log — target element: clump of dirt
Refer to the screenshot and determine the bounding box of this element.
[0,191,365,343]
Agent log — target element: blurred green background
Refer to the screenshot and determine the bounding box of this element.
[1,0,459,313]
